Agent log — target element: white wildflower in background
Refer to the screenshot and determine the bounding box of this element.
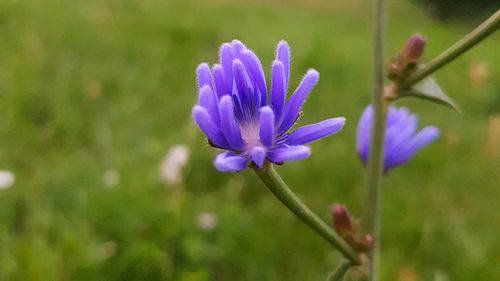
[196,212,218,231]
[103,169,120,188]
[160,144,190,185]
[0,170,15,190]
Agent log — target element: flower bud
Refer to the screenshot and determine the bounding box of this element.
[387,62,401,80]
[402,33,426,64]
[355,235,375,253]
[331,204,354,238]
[331,204,375,254]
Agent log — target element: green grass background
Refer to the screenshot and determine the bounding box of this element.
[0,0,499,280]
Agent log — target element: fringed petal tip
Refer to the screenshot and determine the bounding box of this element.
[286,117,346,145]
[231,39,246,52]
[276,40,290,58]
[277,40,290,48]
[196,63,212,88]
[305,69,319,80]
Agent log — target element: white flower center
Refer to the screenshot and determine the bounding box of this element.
[240,122,261,150]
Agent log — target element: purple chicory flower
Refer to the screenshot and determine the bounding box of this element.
[356,105,440,172]
[193,40,346,172]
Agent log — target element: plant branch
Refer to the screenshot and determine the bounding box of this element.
[253,163,361,265]
[364,0,387,280]
[326,260,353,281]
[400,9,500,89]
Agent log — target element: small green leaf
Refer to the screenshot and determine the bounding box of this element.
[402,77,460,112]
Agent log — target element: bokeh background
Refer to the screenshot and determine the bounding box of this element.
[0,0,499,280]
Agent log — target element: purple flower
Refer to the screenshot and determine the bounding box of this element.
[356,105,440,172]
[193,40,345,172]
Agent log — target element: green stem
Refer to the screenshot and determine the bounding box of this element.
[253,163,361,265]
[326,260,353,281]
[400,9,500,89]
[365,0,387,280]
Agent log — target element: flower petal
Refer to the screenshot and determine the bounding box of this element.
[356,105,372,164]
[250,146,266,168]
[231,39,246,54]
[219,95,244,150]
[287,117,345,145]
[214,152,248,172]
[196,63,212,89]
[192,106,228,148]
[278,69,319,134]
[401,126,440,162]
[233,59,259,118]
[268,145,311,163]
[276,40,290,86]
[270,60,286,121]
[198,85,220,125]
[241,49,267,105]
[383,114,417,166]
[212,64,226,98]
[219,43,234,95]
[232,59,254,102]
[259,106,275,147]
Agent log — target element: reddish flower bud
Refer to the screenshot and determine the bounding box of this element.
[402,33,426,64]
[330,204,375,254]
[357,235,375,252]
[387,62,401,80]
[331,204,354,238]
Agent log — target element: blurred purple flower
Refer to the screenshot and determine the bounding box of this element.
[193,40,345,172]
[356,105,440,172]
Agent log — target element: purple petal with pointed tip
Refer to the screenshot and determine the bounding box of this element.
[287,117,345,145]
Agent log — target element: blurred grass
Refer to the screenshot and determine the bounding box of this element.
[0,0,499,280]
